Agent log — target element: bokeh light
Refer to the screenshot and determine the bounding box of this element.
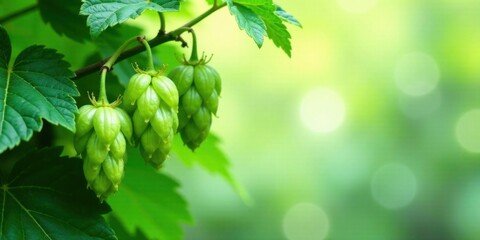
[299,88,346,133]
[451,178,480,240]
[325,144,370,188]
[394,52,440,97]
[455,109,480,153]
[398,90,442,119]
[282,203,330,240]
[370,163,417,209]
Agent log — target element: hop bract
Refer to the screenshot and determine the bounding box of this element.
[123,67,179,169]
[168,54,221,150]
[73,94,132,201]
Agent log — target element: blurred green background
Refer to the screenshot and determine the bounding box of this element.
[169,1,480,239]
[3,0,480,239]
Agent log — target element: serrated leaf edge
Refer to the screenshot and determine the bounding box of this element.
[226,1,267,47]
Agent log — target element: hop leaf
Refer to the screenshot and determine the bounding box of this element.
[0,26,79,154]
[80,0,181,38]
[0,147,116,239]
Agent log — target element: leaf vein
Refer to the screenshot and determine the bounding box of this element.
[28,210,89,236]
[14,74,72,125]
[6,191,53,240]
[0,66,12,136]
[1,189,6,237]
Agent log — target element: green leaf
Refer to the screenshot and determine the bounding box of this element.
[226,1,266,47]
[225,1,299,56]
[38,0,90,42]
[80,0,181,38]
[0,26,79,154]
[107,215,149,240]
[274,4,302,28]
[108,147,192,240]
[173,134,252,204]
[233,0,272,5]
[249,4,293,57]
[0,147,116,239]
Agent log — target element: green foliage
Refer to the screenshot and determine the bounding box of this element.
[38,0,90,42]
[274,4,302,28]
[226,1,301,56]
[0,26,79,153]
[173,134,251,203]
[226,1,266,47]
[108,215,150,240]
[80,0,181,38]
[108,147,192,240]
[250,4,292,56]
[233,0,272,5]
[0,147,116,239]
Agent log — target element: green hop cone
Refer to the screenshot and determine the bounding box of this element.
[168,54,221,150]
[73,94,132,201]
[123,67,179,169]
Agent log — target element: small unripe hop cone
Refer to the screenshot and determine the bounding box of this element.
[74,94,132,201]
[168,54,221,150]
[123,65,179,169]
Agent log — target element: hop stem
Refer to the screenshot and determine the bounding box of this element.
[98,68,109,104]
[158,12,166,35]
[98,36,140,105]
[188,29,199,63]
[104,36,140,69]
[139,37,155,71]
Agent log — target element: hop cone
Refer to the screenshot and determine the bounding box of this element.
[73,94,132,201]
[168,55,221,150]
[123,68,179,169]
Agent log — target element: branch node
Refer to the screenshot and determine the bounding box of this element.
[100,66,111,72]
[136,35,146,43]
[176,36,188,48]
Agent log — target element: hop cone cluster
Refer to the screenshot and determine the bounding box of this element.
[168,56,221,150]
[73,94,132,201]
[123,68,179,169]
